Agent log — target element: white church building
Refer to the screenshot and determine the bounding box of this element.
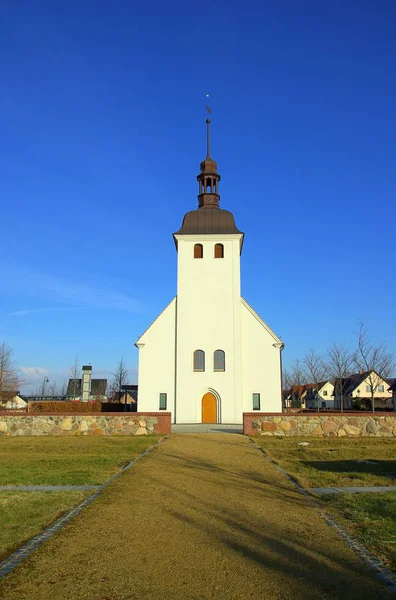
[136,118,283,424]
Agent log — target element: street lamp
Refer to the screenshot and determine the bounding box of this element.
[42,377,49,398]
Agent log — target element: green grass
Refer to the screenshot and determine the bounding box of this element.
[253,437,396,488]
[0,436,161,485]
[322,492,396,571]
[0,490,91,561]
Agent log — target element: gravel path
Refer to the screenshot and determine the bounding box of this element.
[0,434,392,600]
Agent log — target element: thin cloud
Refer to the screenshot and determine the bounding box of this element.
[20,366,49,379]
[1,263,140,313]
[9,307,80,317]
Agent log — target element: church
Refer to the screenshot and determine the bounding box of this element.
[135,118,284,424]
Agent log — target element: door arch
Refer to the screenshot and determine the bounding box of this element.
[202,392,217,424]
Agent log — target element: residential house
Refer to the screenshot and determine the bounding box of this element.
[304,381,335,410]
[334,370,393,410]
[387,380,396,412]
[283,385,307,410]
[3,393,27,410]
[67,365,107,402]
[283,381,335,410]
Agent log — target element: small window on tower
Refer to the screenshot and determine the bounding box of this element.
[194,244,203,259]
[214,244,224,259]
[193,350,205,372]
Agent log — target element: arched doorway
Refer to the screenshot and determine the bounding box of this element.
[202,392,217,423]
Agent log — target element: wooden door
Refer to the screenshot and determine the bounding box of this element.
[202,392,217,423]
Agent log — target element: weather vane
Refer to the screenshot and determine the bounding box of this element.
[205,93,212,118]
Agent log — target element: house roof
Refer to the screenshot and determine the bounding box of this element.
[388,379,396,392]
[337,371,392,395]
[66,379,107,396]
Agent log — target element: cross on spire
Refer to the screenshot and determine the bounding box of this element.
[197,99,220,209]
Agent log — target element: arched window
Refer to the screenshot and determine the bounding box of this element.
[193,350,205,372]
[194,244,203,259]
[213,350,225,372]
[214,243,224,259]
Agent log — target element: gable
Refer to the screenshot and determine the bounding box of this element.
[360,372,390,391]
[240,297,283,345]
[135,297,176,346]
[318,381,334,393]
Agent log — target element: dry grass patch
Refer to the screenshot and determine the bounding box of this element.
[0,490,90,561]
[253,437,396,488]
[0,436,161,486]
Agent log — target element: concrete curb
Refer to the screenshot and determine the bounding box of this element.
[0,435,168,579]
[249,438,396,594]
[0,485,99,491]
[310,485,396,496]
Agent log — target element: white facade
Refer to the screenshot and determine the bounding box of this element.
[304,381,335,410]
[136,235,283,424]
[5,395,27,409]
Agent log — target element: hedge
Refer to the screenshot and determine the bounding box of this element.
[28,401,102,414]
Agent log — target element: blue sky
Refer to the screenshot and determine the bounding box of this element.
[1,0,395,393]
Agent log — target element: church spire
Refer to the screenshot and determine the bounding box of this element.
[197,106,221,209]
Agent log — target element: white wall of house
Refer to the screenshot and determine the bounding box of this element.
[5,395,27,409]
[241,299,282,413]
[136,298,176,414]
[318,381,334,409]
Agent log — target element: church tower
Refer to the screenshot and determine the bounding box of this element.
[135,116,283,424]
[173,117,244,423]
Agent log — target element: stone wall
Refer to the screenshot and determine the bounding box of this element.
[0,413,171,436]
[243,412,396,437]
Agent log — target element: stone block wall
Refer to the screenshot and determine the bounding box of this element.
[243,412,396,437]
[0,413,171,436]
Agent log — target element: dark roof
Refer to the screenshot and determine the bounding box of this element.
[174,207,244,237]
[388,379,396,392]
[336,371,392,395]
[338,372,368,396]
[66,379,107,396]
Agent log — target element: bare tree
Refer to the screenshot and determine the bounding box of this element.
[0,342,21,405]
[69,355,80,400]
[59,380,68,398]
[327,343,354,413]
[289,359,307,409]
[282,369,293,410]
[110,358,129,403]
[354,322,395,413]
[303,349,328,412]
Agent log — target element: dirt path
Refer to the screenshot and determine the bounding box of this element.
[0,435,392,600]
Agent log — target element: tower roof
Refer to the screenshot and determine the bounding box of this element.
[174,207,242,235]
[174,112,244,244]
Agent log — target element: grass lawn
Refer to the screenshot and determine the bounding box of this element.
[0,490,91,561]
[253,436,396,488]
[0,436,161,561]
[322,492,396,571]
[0,436,161,486]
